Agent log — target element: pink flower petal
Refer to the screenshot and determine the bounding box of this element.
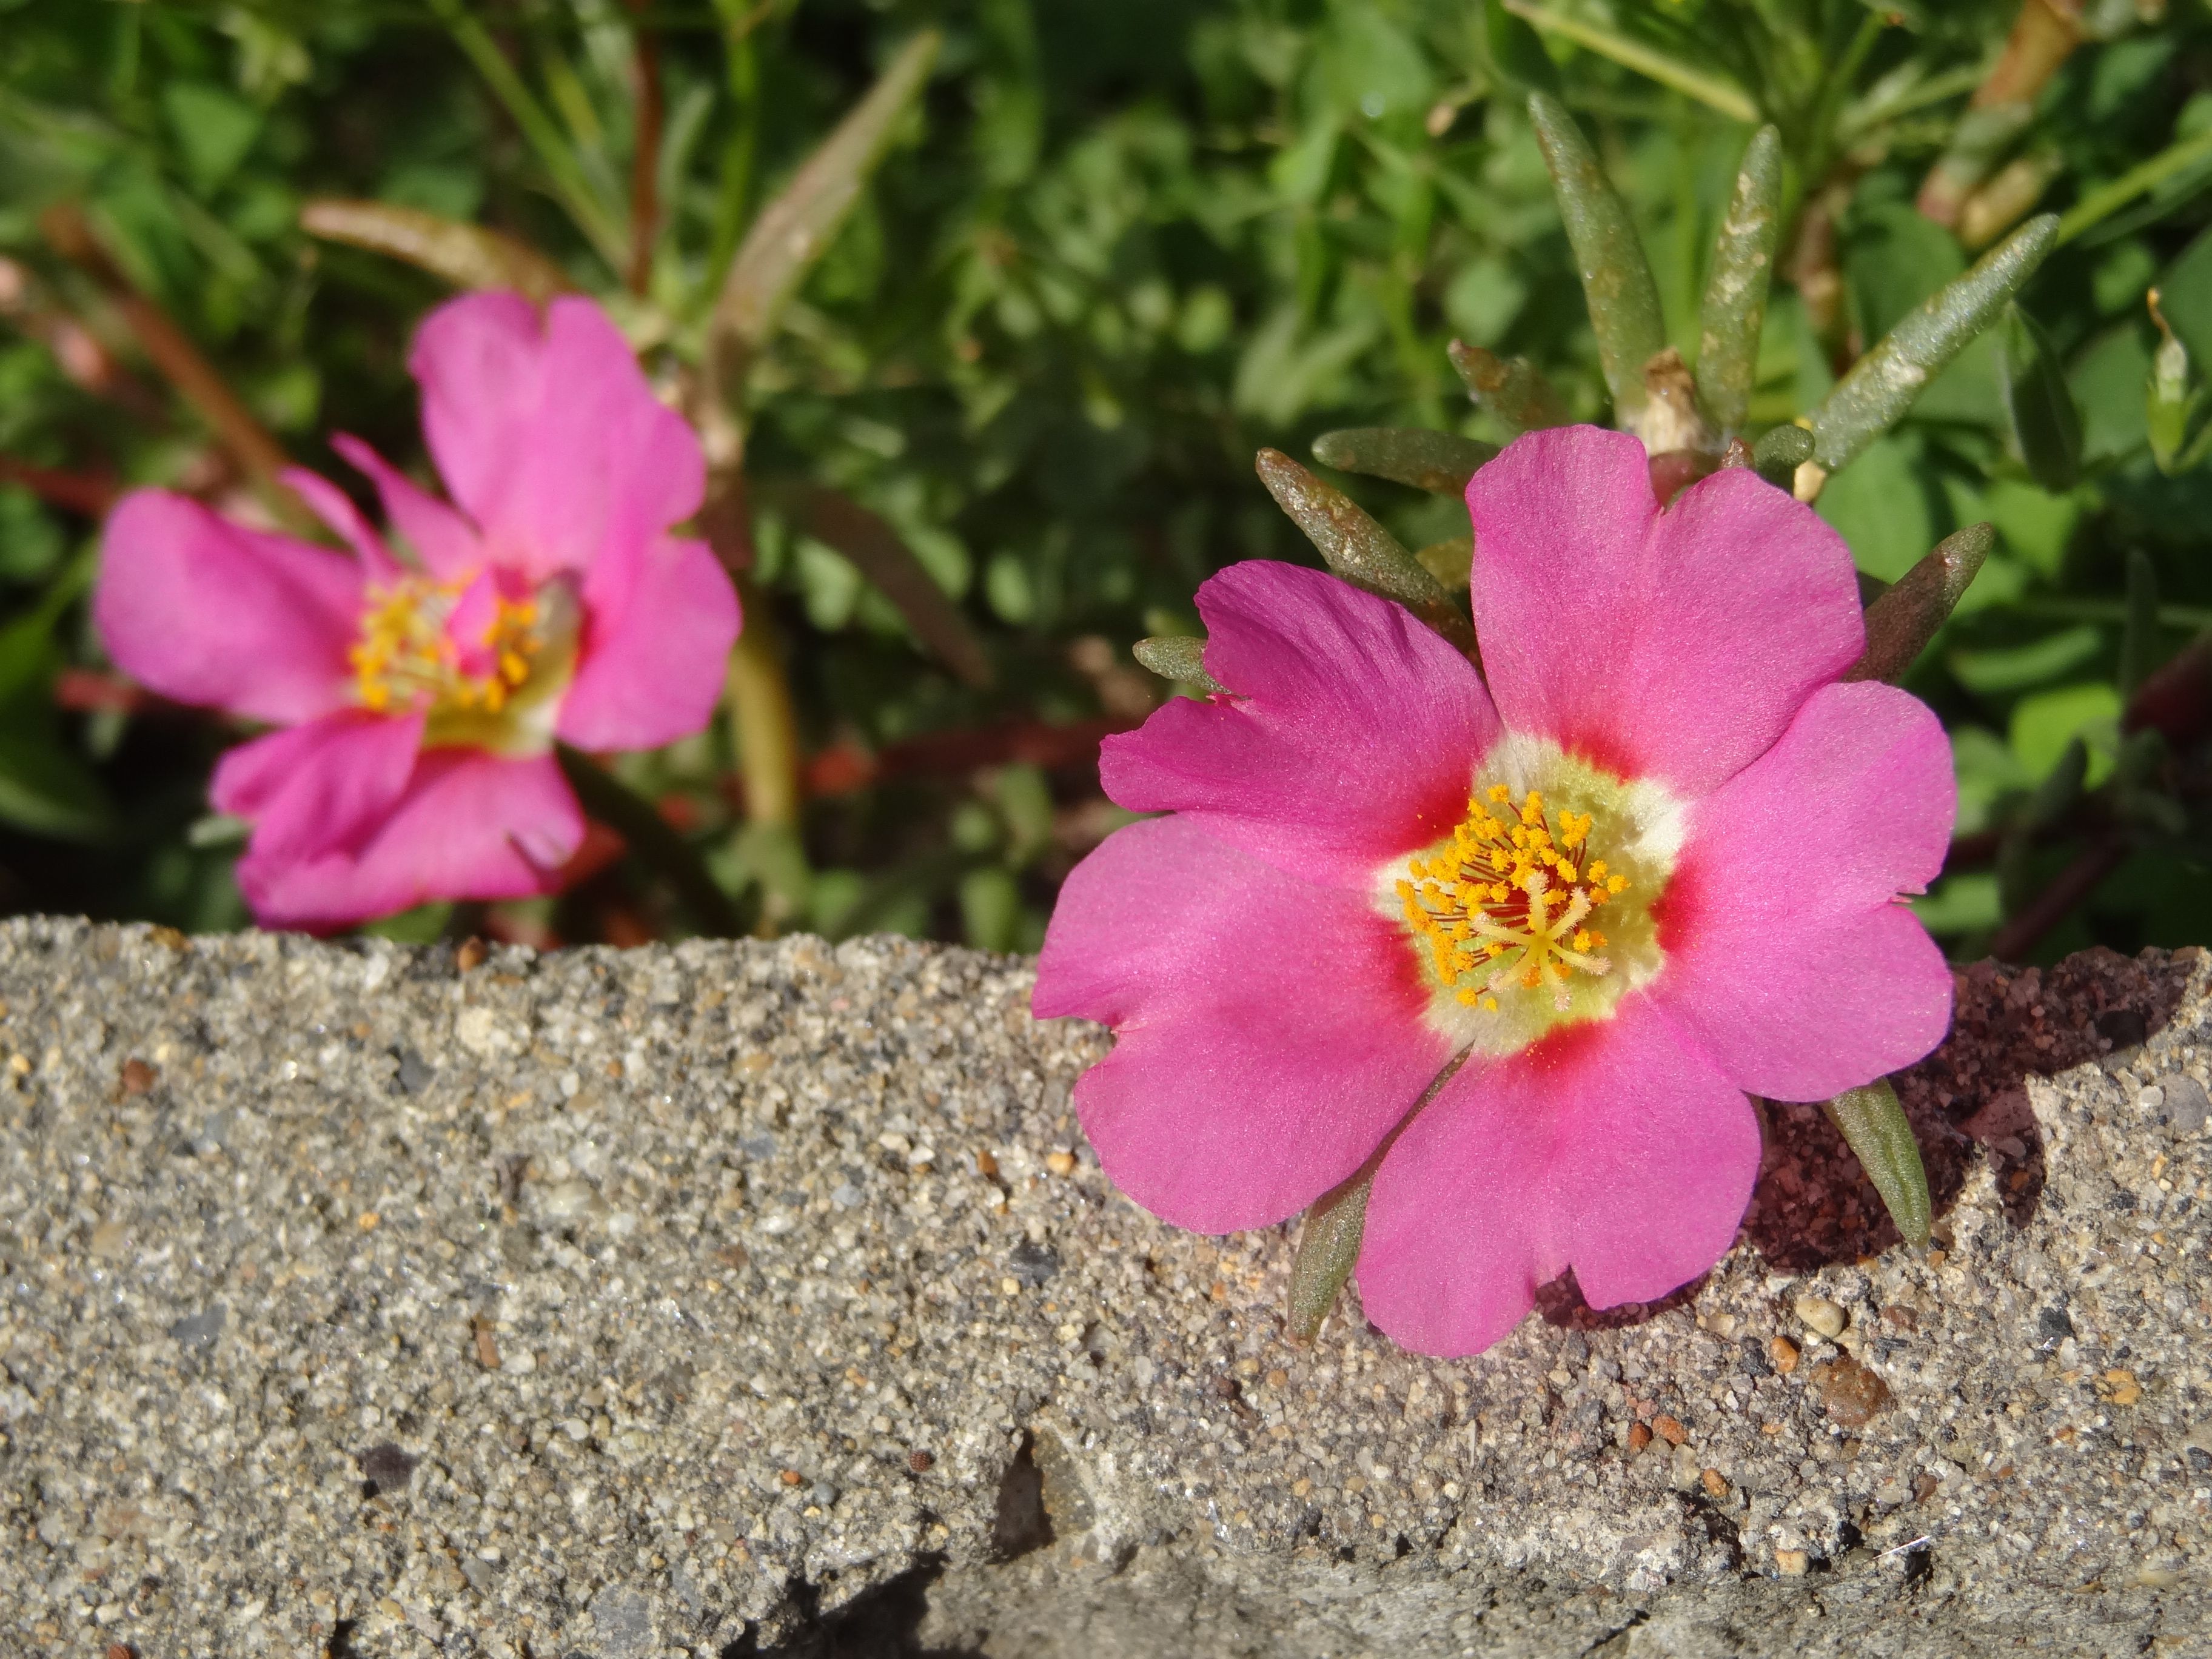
[409,294,705,583]
[1099,561,1498,888]
[95,489,361,723]
[213,710,424,866]
[279,466,398,580]
[1469,427,1863,797]
[558,534,740,752]
[1357,996,1759,1356]
[330,434,483,579]
[1652,680,1956,1102]
[236,749,583,931]
[1034,814,1450,1233]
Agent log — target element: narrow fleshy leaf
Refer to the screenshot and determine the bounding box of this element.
[1131,635,1223,694]
[1996,304,2083,491]
[710,31,940,375]
[1845,522,1994,684]
[1822,1081,1931,1247]
[1448,341,1570,430]
[1311,428,1499,495]
[774,483,993,689]
[1751,423,1814,489]
[1695,126,1783,435]
[1287,1171,1370,1344]
[1809,215,2060,474]
[2120,548,2160,698]
[1527,92,1668,422]
[1253,450,1476,654]
[1415,535,1473,592]
[300,199,574,302]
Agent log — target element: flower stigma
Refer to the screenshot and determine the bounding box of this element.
[1383,737,1681,1053]
[349,572,579,754]
[1398,785,1627,1014]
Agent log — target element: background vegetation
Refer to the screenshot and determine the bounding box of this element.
[2,0,2210,965]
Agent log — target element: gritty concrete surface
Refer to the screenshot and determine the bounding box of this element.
[0,919,2206,1658]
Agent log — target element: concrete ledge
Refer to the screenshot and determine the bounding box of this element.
[0,919,2206,1657]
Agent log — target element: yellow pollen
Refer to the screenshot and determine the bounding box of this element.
[1398,781,1627,1015]
[351,575,548,720]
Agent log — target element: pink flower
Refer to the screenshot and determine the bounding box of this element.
[95,293,739,931]
[1034,426,1954,1357]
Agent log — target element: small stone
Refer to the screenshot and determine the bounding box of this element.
[455,936,488,973]
[1669,1443,1702,1487]
[779,1469,803,1486]
[168,1305,225,1352]
[1769,1336,1799,1374]
[2160,1073,2210,1133]
[1007,1239,1059,1288]
[2036,1305,2074,1344]
[358,1443,418,1496]
[1652,1415,1687,1446]
[1808,1356,1891,1429]
[1627,1423,1652,1453]
[1793,1295,1846,1339]
[1044,1150,1076,1177]
[89,1221,127,1259]
[1701,1467,1729,1501]
[907,1450,934,1473]
[2099,1369,2142,1407]
[357,1211,380,1231]
[1775,1547,1809,1577]
[119,1057,156,1095]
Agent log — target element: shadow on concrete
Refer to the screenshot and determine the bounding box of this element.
[723,1560,982,1659]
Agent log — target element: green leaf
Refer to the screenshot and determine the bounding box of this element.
[1447,341,1569,430]
[1131,635,1222,694]
[1253,450,1476,655]
[1751,423,1814,489]
[0,723,111,840]
[1949,625,2101,694]
[1809,216,2060,475]
[1526,92,1668,424]
[709,31,941,378]
[161,82,262,196]
[1846,521,1994,684]
[1310,427,1498,495]
[1287,1171,1370,1344]
[2011,683,2123,788]
[1695,126,1783,435]
[1818,433,1938,582]
[299,199,573,303]
[1996,306,2083,491]
[2056,122,2212,246]
[1822,1081,1931,1247]
[1416,536,1473,592]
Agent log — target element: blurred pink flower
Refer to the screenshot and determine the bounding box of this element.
[95,293,739,931]
[1034,426,1954,1357]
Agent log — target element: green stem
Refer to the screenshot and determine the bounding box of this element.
[424,0,628,270]
[1504,1,1760,122]
[555,745,750,938]
[2056,125,2212,246]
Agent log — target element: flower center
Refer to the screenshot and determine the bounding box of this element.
[1382,736,1683,1053]
[1396,785,1630,1016]
[350,575,545,717]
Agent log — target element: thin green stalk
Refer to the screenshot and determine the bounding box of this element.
[2056,125,2212,246]
[705,0,768,306]
[424,0,628,269]
[1504,1,1759,122]
[555,745,750,938]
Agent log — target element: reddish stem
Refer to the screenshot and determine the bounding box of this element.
[625,0,664,296]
